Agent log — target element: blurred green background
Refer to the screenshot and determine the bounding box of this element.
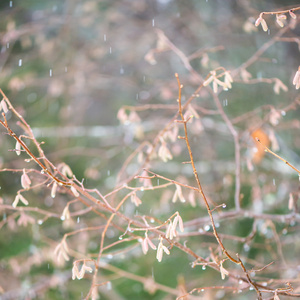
[0,0,300,299]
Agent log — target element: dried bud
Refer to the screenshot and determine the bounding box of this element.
[166,220,175,240]
[141,232,157,254]
[172,213,184,235]
[269,108,281,126]
[276,14,286,27]
[212,79,218,93]
[61,164,73,178]
[172,184,185,203]
[15,140,21,156]
[292,66,300,89]
[61,205,70,221]
[138,169,153,188]
[117,107,128,124]
[220,261,229,280]
[288,193,294,210]
[54,239,70,263]
[268,130,279,151]
[70,185,79,197]
[131,193,142,207]
[273,79,288,94]
[156,236,170,262]
[158,139,173,162]
[203,75,214,87]
[144,51,157,65]
[224,72,233,89]
[72,261,93,280]
[261,18,268,32]
[51,182,58,198]
[289,10,297,19]
[21,169,31,189]
[255,17,262,27]
[12,193,29,207]
[0,100,8,113]
[17,212,35,227]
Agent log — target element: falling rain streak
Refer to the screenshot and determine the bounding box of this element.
[18,59,22,67]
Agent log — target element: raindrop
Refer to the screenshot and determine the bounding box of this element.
[18,59,22,67]
[150,218,155,223]
[222,204,226,208]
[262,282,267,286]
[267,29,270,35]
[37,220,43,225]
[204,225,210,231]
[249,286,254,291]
[202,265,206,270]
[152,19,155,27]
[65,67,68,72]
[282,228,287,235]
[107,170,110,176]
[47,263,50,269]
[60,216,65,221]
[140,187,144,192]
[143,75,146,82]
[215,222,220,228]
[6,43,9,49]
[239,280,243,285]
[3,213,6,221]
[104,34,107,42]
[272,178,276,186]
[109,47,112,54]
[41,170,44,174]
[223,99,228,106]
[120,67,124,75]
[49,69,52,77]
[243,244,250,252]
[107,254,113,259]
[157,179,159,185]
[119,236,123,240]
[77,217,80,223]
[201,288,204,292]
[106,282,112,290]
[198,228,203,233]
[9,1,12,7]
[281,110,286,116]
